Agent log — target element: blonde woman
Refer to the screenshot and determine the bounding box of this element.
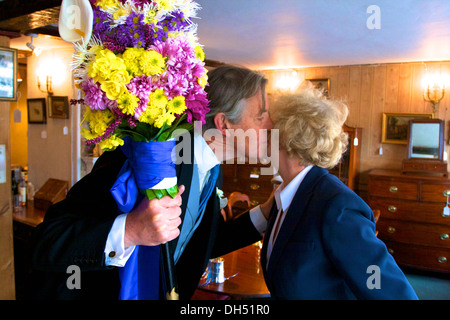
[260,85,417,299]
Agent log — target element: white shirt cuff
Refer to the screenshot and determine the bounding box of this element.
[104,213,136,267]
[249,205,267,235]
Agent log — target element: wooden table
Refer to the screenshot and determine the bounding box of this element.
[198,242,270,299]
[13,201,46,228]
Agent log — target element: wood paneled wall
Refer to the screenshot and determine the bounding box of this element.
[263,61,450,197]
[0,35,15,300]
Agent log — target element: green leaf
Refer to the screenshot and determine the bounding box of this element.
[165,185,178,198]
[120,129,148,142]
[153,123,170,142]
[145,186,179,200]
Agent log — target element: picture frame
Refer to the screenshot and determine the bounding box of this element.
[27,98,47,124]
[306,78,330,97]
[48,96,69,119]
[0,47,18,101]
[381,112,433,144]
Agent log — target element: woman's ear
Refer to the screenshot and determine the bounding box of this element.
[213,113,229,136]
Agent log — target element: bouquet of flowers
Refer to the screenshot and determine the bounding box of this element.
[59,0,210,300]
[64,0,210,201]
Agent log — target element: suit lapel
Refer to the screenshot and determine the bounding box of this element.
[169,132,195,255]
[261,202,278,285]
[265,167,328,279]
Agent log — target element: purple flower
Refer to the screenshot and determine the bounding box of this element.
[185,90,210,124]
[112,12,147,49]
[81,79,107,110]
[80,78,118,111]
[163,10,192,33]
[93,6,112,42]
[127,75,155,118]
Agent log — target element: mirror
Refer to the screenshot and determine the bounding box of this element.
[407,119,444,160]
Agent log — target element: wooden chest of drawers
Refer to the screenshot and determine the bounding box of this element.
[222,160,275,214]
[368,169,450,272]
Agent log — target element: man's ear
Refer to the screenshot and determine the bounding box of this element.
[213,113,229,136]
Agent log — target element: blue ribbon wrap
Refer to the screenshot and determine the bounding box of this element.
[111,137,177,213]
[110,137,177,300]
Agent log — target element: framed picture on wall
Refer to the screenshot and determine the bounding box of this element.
[0,47,18,101]
[381,112,433,144]
[48,96,69,119]
[27,98,47,124]
[305,78,330,97]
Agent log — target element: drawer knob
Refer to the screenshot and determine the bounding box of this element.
[443,190,450,197]
[250,200,259,206]
[437,256,447,264]
[388,248,394,255]
[249,183,260,190]
[387,205,397,213]
[440,233,449,241]
[387,226,396,234]
[389,186,398,193]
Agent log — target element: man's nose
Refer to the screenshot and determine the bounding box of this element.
[264,115,274,130]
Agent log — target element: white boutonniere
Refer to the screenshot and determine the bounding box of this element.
[216,188,228,210]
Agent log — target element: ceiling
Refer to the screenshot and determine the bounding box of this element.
[4,0,450,70]
[195,0,450,69]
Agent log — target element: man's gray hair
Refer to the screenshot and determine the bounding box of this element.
[203,65,268,131]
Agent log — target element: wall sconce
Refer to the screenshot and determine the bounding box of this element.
[274,70,301,92]
[17,71,23,88]
[36,58,66,96]
[423,72,446,114]
[37,75,53,95]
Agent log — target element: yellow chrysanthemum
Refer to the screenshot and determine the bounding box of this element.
[98,135,124,150]
[96,0,120,11]
[139,50,165,76]
[122,48,144,76]
[89,45,103,56]
[138,105,161,125]
[112,7,128,21]
[122,47,144,61]
[198,69,208,88]
[143,9,157,24]
[88,48,127,83]
[194,46,205,61]
[167,96,186,115]
[81,108,114,139]
[154,109,176,128]
[117,92,139,116]
[156,0,176,12]
[149,89,168,109]
[81,127,98,141]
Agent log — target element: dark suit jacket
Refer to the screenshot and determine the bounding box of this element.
[261,166,418,300]
[30,140,261,300]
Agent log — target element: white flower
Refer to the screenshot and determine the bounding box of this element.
[59,0,93,44]
[216,188,228,210]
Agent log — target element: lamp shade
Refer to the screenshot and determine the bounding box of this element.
[58,0,93,44]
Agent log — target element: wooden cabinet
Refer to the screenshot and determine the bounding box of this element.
[329,125,362,191]
[221,160,275,215]
[368,169,450,272]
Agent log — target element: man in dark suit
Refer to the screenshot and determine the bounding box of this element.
[30,65,274,300]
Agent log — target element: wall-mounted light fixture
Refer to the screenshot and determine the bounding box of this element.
[422,70,447,115]
[26,34,42,56]
[274,69,301,92]
[37,75,53,95]
[36,57,66,96]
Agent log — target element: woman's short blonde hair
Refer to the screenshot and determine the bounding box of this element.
[269,84,349,169]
